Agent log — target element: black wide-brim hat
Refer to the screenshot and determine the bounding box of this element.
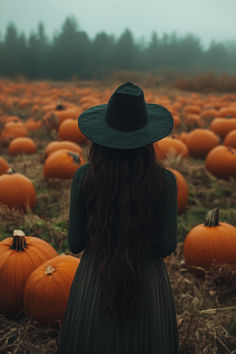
[78,81,174,149]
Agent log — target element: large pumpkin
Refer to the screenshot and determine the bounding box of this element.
[24,254,80,328]
[43,149,85,179]
[183,208,236,274]
[0,230,58,317]
[0,169,36,211]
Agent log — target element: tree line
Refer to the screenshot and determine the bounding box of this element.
[0,17,235,80]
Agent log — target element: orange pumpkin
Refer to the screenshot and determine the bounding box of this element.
[24,254,80,327]
[209,117,236,138]
[154,137,189,160]
[185,129,220,158]
[0,121,28,141]
[44,149,85,179]
[58,119,87,145]
[168,168,188,214]
[224,129,236,149]
[8,137,37,155]
[205,145,236,179]
[0,169,36,211]
[44,141,83,158]
[183,208,236,274]
[0,157,9,175]
[0,230,58,317]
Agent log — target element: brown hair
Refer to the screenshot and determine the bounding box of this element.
[82,143,166,321]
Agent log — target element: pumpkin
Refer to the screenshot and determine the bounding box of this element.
[183,208,236,275]
[185,129,220,158]
[154,137,189,160]
[218,107,236,117]
[44,149,85,179]
[0,169,36,211]
[44,141,83,158]
[224,129,236,149]
[0,121,28,141]
[209,117,236,138]
[25,118,42,131]
[24,254,80,328]
[8,137,37,155]
[205,145,236,179]
[58,119,87,145]
[0,157,9,175]
[0,230,58,317]
[168,168,188,213]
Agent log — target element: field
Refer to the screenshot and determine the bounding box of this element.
[0,79,236,353]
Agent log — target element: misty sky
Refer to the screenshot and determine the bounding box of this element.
[1,0,235,48]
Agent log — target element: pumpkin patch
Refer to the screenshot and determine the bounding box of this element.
[0,79,235,352]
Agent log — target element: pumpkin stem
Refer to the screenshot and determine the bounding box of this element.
[204,208,219,227]
[6,167,15,174]
[45,265,55,275]
[10,230,27,251]
[56,100,65,111]
[67,152,81,164]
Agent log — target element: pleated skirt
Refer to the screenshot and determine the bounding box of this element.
[57,250,178,354]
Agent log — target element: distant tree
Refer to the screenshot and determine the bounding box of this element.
[49,16,92,79]
[204,41,231,73]
[91,32,115,78]
[112,29,139,70]
[1,23,27,77]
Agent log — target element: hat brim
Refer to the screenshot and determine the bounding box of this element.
[78,103,174,149]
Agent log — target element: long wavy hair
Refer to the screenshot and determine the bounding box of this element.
[82,142,167,321]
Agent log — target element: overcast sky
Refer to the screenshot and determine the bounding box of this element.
[1,0,235,48]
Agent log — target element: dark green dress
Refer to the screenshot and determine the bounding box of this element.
[58,164,178,354]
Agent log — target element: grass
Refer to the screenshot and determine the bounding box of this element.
[0,80,236,353]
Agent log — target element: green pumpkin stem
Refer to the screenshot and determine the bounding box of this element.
[10,230,27,251]
[204,208,219,227]
[67,152,81,164]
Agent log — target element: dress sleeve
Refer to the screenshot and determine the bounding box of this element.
[68,163,89,254]
[155,169,178,257]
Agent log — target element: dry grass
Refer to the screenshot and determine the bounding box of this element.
[0,80,236,353]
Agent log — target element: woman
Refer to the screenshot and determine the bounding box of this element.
[58,82,178,354]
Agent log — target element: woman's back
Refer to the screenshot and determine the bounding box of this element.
[57,82,179,353]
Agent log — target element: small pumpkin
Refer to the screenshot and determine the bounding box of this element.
[44,149,85,179]
[154,137,189,160]
[0,169,36,211]
[224,129,236,149]
[183,208,236,274]
[209,117,236,138]
[0,230,58,317]
[44,141,83,158]
[185,129,220,158]
[24,254,80,328]
[58,119,87,145]
[8,137,37,155]
[0,157,9,175]
[205,145,236,179]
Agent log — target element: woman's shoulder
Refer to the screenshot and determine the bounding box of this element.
[73,163,90,181]
[163,167,177,190]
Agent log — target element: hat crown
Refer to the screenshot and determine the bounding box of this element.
[105,82,148,132]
